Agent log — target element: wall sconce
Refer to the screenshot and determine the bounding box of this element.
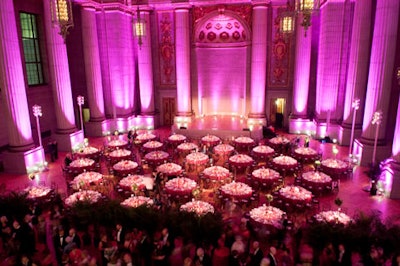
[133,6,146,48]
[77,96,84,132]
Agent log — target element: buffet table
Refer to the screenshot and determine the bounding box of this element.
[112,160,139,177]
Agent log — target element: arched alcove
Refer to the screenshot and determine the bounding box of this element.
[193,7,251,116]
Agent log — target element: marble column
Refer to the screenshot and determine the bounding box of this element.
[381,95,400,198]
[314,1,351,139]
[339,0,373,145]
[289,14,312,134]
[248,3,268,122]
[354,0,399,165]
[137,9,155,115]
[174,6,192,119]
[43,0,79,151]
[81,5,105,122]
[0,0,45,173]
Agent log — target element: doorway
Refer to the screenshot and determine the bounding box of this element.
[270,98,285,129]
[162,97,176,126]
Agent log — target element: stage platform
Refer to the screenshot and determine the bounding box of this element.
[172,115,264,141]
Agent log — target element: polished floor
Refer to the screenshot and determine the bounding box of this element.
[1,126,400,224]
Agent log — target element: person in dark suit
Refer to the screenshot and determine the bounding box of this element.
[53,227,67,265]
[115,223,126,251]
[193,247,212,266]
[337,243,352,266]
[267,246,278,266]
[249,241,263,266]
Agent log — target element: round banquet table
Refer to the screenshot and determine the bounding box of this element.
[118,175,147,196]
[252,145,275,160]
[144,151,170,167]
[268,136,290,154]
[233,137,255,152]
[228,154,254,174]
[251,168,281,190]
[112,160,139,177]
[314,210,352,225]
[65,190,103,206]
[214,144,235,156]
[219,181,254,204]
[185,152,209,174]
[177,142,198,153]
[301,171,332,195]
[249,204,286,230]
[293,147,318,163]
[168,134,187,145]
[201,135,221,147]
[74,146,101,160]
[24,185,53,202]
[165,177,197,202]
[68,158,95,174]
[180,200,215,216]
[108,149,132,163]
[278,186,312,211]
[201,166,231,189]
[142,140,163,152]
[320,158,349,179]
[135,132,157,144]
[70,171,103,190]
[121,196,154,208]
[271,155,298,175]
[107,139,128,150]
[156,162,183,177]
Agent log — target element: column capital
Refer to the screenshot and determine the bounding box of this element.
[174,4,192,11]
[251,1,270,8]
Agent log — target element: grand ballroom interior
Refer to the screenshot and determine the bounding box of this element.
[1,0,400,265]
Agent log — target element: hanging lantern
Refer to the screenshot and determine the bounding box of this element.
[296,0,320,35]
[280,14,295,35]
[133,6,146,48]
[50,0,74,42]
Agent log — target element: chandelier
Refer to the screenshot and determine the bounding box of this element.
[50,0,74,42]
[279,0,320,37]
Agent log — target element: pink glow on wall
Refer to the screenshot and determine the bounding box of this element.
[392,96,400,157]
[24,147,46,173]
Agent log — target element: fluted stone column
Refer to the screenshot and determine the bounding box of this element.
[137,9,155,115]
[0,0,45,173]
[174,6,192,119]
[315,1,352,139]
[289,14,312,134]
[339,0,373,145]
[354,0,399,166]
[43,0,79,151]
[381,95,400,198]
[81,5,106,136]
[248,3,268,122]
